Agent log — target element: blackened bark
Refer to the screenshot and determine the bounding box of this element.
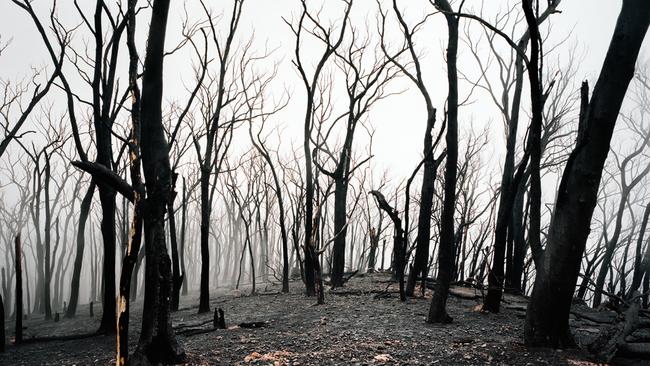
[303,110,316,296]
[370,191,407,301]
[90,0,124,333]
[491,0,546,310]
[292,1,352,295]
[15,234,23,344]
[67,182,95,318]
[406,112,437,296]
[0,270,7,321]
[168,172,182,311]
[198,169,211,313]
[331,176,350,287]
[525,0,650,347]
[627,202,650,298]
[198,1,244,314]
[43,153,52,320]
[29,159,43,315]
[249,124,290,293]
[0,293,4,352]
[506,182,526,294]
[428,0,458,324]
[180,178,188,295]
[116,2,145,362]
[129,0,185,363]
[593,152,650,306]
[367,216,382,273]
[483,0,562,312]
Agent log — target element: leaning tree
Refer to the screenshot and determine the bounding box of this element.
[524,0,650,347]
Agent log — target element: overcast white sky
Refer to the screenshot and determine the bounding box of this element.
[0,0,647,182]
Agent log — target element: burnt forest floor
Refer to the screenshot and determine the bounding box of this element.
[0,272,638,365]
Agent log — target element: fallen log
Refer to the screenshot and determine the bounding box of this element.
[589,292,642,362]
[448,288,480,300]
[571,310,617,325]
[173,319,213,330]
[616,342,650,359]
[17,332,102,345]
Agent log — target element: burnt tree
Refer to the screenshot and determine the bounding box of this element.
[524,0,650,347]
[427,0,459,324]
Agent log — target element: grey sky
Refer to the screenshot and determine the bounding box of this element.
[0,0,645,181]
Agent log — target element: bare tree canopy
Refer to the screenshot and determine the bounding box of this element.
[0,0,649,364]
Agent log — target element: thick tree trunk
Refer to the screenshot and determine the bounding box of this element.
[331,178,349,287]
[128,1,184,363]
[524,0,650,347]
[428,0,458,324]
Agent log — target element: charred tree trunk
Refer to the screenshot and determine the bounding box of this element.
[1,270,8,321]
[168,172,182,311]
[248,124,290,292]
[43,153,52,320]
[370,191,407,301]
[0,292,4,353]
[367,215,382,273]
[91,0,119,333]
[524,0,650,347]
[116,1,145,362]
[331,176,350,287]
[95,134,118,335]
[303,119,316,296]
[129,0,185,363]
[198,167,211,313]
[406,111,437,296]
[428,0,458,324]
[593,152,650,306]
[180,177,188,296]
[506,181,526,294]
[483,0,562,312]
[197,0,243,314]
[15,234,23,344]
[629,202,650,298]
[67,182,95,318]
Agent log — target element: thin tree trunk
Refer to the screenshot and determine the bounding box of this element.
[168,172,182,311]
[428,0,458,324]
[15,234,23,344]
[67,182,95,318]
[406,111,436,296]
[180,177,188,296]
